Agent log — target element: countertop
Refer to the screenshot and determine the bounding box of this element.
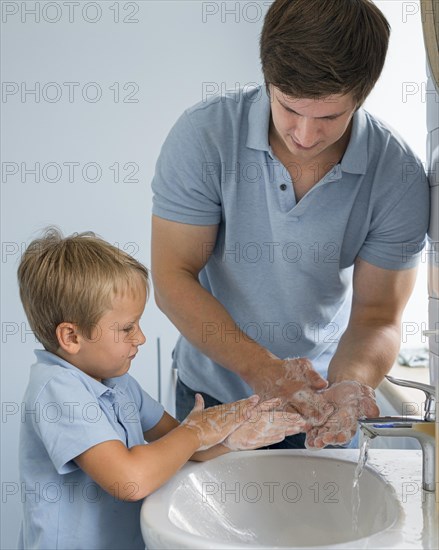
[366,449,438,549]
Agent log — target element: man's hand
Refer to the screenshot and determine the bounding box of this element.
[304,381,380,449]
[223,398,310,450]
[250,358,334,425]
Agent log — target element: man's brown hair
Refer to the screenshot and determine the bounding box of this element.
[260,0,391,105]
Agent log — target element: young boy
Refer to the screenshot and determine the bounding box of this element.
[17,228,305,550]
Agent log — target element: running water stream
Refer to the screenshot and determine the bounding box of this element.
[352,434,371,532]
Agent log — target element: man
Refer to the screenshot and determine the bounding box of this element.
[150,0,430,448]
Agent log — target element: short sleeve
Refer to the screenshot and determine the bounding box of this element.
[33,373,123,475]
[123,375,165,432]
[152,109,222,225]
[358,160,430,270]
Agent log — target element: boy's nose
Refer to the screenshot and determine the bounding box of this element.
[137,328,147,346]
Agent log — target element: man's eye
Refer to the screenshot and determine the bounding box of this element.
[123,326,134,333]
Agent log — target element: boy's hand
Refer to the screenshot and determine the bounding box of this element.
[181,393,260,450]
[223,398,310,451]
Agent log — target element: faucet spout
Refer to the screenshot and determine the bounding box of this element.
[359,417,436,492]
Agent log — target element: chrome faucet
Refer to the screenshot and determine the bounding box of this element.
[358,375,436,492]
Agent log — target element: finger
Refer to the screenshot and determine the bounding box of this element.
[292,390,335,425]
[321,429,352,446]
[193,393,205,412]
[265,432,288,446]
[304,433,322,450]
[280,405,314,430]
[286,358,328,390]
[361,398,380,418]
[284,402,301,415]
[298,359,328,388]
[225,395,260,423]
[284,424,306,436]
[248,394,260,404]
[280,412,311,432]
[280,412,306,423]
[304,426,318,445]
[308,422,335,447]
[234,395,260,406]
[307,370,329,390]
[360,383,376,400]
[310,433,328,448]
[242,395,260,419]
[258,397,282,412]
[268,414,307,433]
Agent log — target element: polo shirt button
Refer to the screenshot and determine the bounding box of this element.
[280,184,287,191]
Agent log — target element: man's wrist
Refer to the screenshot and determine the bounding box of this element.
[327,365,381,388]
[240,356,284,387]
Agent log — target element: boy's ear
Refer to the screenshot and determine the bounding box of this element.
[56,322,81,355]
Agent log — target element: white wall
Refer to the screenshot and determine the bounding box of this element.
[0,1,430,548]
[365,1,429,351]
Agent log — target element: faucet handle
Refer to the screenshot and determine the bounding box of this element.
[385,375,436,421]
[385,375,435,396]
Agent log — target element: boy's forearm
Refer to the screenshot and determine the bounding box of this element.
[190,443,230,462]
[129,431,231,498]
[128,425,202,498]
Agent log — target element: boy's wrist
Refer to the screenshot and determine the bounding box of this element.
[190,442,231,462]
[177,423,203,451]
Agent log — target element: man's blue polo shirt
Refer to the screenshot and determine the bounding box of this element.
[18,350,164,550]
[152,85,430,403]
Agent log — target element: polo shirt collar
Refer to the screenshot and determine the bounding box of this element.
[34,349,128,398]
[246,86,272,153]
[340,108,369,175]
[246,87,369,175]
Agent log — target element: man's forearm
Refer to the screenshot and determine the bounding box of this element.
[154,270,281,382]
[327,321,401,388]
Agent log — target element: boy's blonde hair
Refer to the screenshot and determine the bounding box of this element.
[17,227,149,353]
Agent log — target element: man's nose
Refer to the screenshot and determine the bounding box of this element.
[294,117,319,147]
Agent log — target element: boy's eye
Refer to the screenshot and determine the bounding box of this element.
[123,325,134,333]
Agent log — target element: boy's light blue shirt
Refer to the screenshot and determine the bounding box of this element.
[18,350,164,550]
[152,86,430,403]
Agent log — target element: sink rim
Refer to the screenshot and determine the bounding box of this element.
[140,449,402,550]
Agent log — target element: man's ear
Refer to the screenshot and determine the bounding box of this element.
[56,322,81,355]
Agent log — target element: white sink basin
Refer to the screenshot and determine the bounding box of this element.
[141,450,402,549]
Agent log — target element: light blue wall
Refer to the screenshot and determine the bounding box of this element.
[0,1,432,548]
[1,2,267,547]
